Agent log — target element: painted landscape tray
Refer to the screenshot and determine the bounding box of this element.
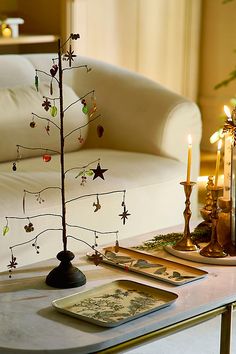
[52,280,178,327]
[89,246,208,286]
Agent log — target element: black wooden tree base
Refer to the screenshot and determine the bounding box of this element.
[46,250,86,288]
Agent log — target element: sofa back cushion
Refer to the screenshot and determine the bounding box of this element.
[0,82,88,162]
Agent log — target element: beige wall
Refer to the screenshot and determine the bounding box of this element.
[199,0,236,151]
[69,0,202,100]
[0,0,202,100]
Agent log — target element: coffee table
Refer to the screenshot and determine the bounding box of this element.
[0,226,235,354]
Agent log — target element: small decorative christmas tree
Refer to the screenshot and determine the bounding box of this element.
[4,34,130,288]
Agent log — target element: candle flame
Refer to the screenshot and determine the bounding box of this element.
[210,129,223,144]
[188,134,192,145]
[224,105,232,120]
[218,139,222,151]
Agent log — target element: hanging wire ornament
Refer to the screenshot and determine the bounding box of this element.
[35,71,39,91]
[7,250,17,278]
[70,33,80,40]
[43,152,52,162]
[45,120,50,135]
[24,218,34,233]
[63,44,76,67]
[2,218,9,236]
[114,231,120,253]
[94,231,99,247]
[77,169,87,186]
[119,193,131,225]
[93,195,101,212]
[16,145,21,161]
[78,129,84,144]
[97,124,104,138]
[42,97,52,111]
[75,167,94,185]
[50,101,58,117]
[89,94,97,117]
[23,191,26,213]
[35,192,45,204]
[91,162,108,180]
[12,145,21,170]
[90,250,103,266]
[32,239,40,254]
[50,79,53,96]
[30,116,36,128]
[80,175,87,186]
[81,98,88,114]
[50,64,58,77]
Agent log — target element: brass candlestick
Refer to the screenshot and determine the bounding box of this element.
[217,197,236,256]
[173,181,198,251]
[199,175,214,224]
[200,186,227,258]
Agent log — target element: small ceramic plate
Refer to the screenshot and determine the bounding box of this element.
[52,280,178,327]
[87,246,208,286]
[165,245,236,265]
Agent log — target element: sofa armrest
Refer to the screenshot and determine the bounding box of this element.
[25,54,202,180]
[68,57,201,171]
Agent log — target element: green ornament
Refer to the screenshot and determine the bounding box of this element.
[82,105,88,114]
[85,169,94,176]
[3,226,9,236]
[50,105,57,117]
[34,75,39,92]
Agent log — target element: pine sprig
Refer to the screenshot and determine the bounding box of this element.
[134,225,211,251]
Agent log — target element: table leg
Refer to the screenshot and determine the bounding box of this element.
[220,304,233,354]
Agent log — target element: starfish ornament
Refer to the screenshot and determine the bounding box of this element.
[91,251,103,266]
[42,98,51,111]
[63,45,76,67]
[92,163,108,180]
[7,254,17,270]
[119,206,131,225]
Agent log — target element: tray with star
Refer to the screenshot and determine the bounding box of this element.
[87,246,207,286]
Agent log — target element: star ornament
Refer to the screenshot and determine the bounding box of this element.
[119,206,131,225]
[63,45,76,67]
[92,163,108,180]
[91,251,103,266]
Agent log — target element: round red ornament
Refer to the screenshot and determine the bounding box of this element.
[43,154,51,162]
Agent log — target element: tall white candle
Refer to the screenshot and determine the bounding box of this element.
[223,105,232,199]
[186,134,192,184]
[214,139,222,188]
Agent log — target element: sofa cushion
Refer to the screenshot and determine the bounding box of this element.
[0,55,36,88]
[0,82,88,162]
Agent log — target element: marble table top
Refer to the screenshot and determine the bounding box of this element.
[0,226,236,354]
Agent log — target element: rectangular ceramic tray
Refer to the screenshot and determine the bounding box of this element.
[90,246,208,286]
[52,279,178,327]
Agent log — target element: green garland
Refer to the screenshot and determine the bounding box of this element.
[134,224,211,252]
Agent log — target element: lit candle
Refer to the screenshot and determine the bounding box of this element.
[223,105,232,199]
[214,139,222,187]
[2,24,12,38]
[186,134,192,184]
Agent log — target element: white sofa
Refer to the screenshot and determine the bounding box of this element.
[0,53,201,272]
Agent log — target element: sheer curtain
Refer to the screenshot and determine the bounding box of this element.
[62,0,201,100]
